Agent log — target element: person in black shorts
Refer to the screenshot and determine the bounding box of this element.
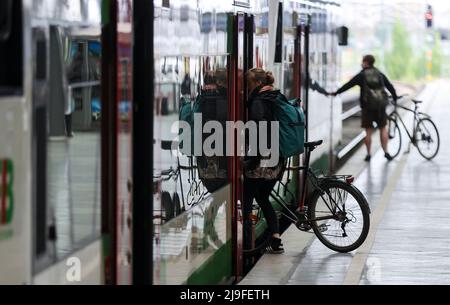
[331,55,398,162]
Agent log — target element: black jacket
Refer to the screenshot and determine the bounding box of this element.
[336,68,398,108]
[247,88,277,123]
[244,88,279,170]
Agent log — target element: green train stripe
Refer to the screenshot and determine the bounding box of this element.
[185,241,233,285]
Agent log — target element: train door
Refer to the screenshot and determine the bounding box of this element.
[32,15,103,284]
[0,0,32,284]
[152,3,234,285]
[31,25,56,274]
[231,12,254,281]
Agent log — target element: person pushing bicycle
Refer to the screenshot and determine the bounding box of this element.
[331,55,398,162]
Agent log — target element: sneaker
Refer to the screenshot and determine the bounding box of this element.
[364,155,371,162]
[266,238,285,254]
[385,153,394,161]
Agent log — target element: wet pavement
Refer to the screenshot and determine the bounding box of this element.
[241,80,450,285]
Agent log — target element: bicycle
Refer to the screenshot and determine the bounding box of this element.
[387,95,440,161]
[155,141,210,223]
[243,140,371,256]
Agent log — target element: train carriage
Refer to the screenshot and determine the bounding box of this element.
[0,0,346,285]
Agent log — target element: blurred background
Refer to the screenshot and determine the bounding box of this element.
[341,0,450,83]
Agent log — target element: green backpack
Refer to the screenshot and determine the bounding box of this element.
[272,94,306,158]
[178,96,196,154]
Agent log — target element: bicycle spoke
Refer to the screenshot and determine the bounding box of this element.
[311,181,368,252]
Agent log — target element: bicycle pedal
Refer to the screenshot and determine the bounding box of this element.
[296,222,312,232]
[318,224,328,233]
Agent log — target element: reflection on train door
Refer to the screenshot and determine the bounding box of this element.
[231,12,254,281]
[31,26,55,273]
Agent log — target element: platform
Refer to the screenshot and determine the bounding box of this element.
[240,80,450,285]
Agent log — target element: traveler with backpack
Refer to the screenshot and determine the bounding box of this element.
[178,70,229,193]
[243,68,288,254]
[195,70,229,193]
[331,55,398,162]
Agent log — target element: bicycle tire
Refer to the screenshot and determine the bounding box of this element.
[388,116,402,159]
[415,118,440,161]
[308,179,370,253]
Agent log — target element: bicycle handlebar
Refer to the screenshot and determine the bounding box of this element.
[388,94,409,102]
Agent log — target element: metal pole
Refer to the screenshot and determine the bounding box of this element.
[304,16,311,143]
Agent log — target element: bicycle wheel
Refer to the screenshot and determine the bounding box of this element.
[387,116,402,159]
[415,118,440,160]
[308,179,370,253]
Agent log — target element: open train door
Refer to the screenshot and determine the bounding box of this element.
[230,12,254,282]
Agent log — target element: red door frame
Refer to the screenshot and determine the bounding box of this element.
[101,0,118,285]
[230,12,254,282]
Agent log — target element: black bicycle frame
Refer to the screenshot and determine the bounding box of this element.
[391,103,423,145]
[269,147,346,226]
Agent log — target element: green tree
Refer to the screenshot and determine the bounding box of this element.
[431,32,443,77]
[407,52,427,81]
[384,20,413,80]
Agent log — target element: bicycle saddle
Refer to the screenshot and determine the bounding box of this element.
[412,99,423,104]
[304,140,324,149]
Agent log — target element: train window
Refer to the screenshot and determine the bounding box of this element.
[216,13,228,32]
[0,0,23,96]
[337,26,349,46]
[36,40,47,81]
[162,0,170,8]
[41,26,103,263]
[322,52,328,66]
[180,5,189,22]
[201,13,213,34]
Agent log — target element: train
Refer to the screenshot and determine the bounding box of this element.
[0,0,347,285]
